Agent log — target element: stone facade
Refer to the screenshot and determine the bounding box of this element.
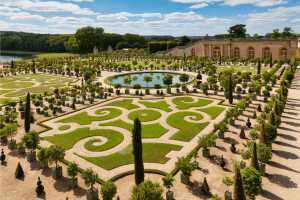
[154,37,300,60]
[93,46,98,54]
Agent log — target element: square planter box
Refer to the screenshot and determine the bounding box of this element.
[182,86,186,91]
[44,112,48,116]
[218,132,224,139]
[135,90,139,95]
[180,174,190,184]
[69,178,78,188]
[40,161,48,169]
[176,89,180,93]
[240,161,246,169]
[264,97,268,102]
[18,147,25,154]
[229,120,235,126]
[193,89,197,93]
[156,90,160,95]
[86,187,98,200]
[213,91,217,95]
[8,139,16,149]
[1,136,7,143]
[202,148,210,158]
[252,95,257,100]
[145,89,150,95]
[166,88,171,94]
[238,110,243,115]
[259,164,266,176]
[52,166,63,179]
[225,191,232,200]
[125,89,130,94]
[193,161,199,168]
[27,151,36,162]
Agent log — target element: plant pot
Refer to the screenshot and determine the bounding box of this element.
[135,90,139,95]
[225,191,232,200]
[230,120,235,126]
[44,111,48,116]
[193,161,199,168]
[69,178,78,188]
[116,90,120,95]
[202,148,210,158]
[40,161,48,169]
[176,89,180,93]
[238,110,243,115]
[203,89,207,94]
[166,88,171,94]
[240,161,246,169]
[214,91,217,95]
[182,86,186,91]
[1,136,7,143]
[27,151,36,161]
[259,164,265,176]
[8,139,16,149]
[156,90,160,95]
[264,97,268,102]
[272,83,275,87]
[252,95,257,100]
[237,95,241,99]
[193,89,197,93]
[180,173,190,184]
[268,142,272,150]
[52,166,62,179]
[86,187,98,200]
[145,89,150,95]
[125,89,130,94]
[218,132,224,139]
[18,147,25,154]
[243,90,246,94]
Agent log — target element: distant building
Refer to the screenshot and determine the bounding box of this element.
[93,46,98,54]
[108,45,113,52]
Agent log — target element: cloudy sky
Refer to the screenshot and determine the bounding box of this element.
[0,0,299,36]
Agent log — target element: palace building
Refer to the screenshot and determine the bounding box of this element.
[154,37,300,60]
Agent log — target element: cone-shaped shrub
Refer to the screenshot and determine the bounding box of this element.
[186,88,189,93]
[228,75,233,104]
[273,100,279,116]
[53,109,56,116]
[201,177,210,194]
[246,118,251,128]
[116,196,120,200]
[257,104,261,112]
[15,162,24,178]
[0,149,6,162]
[36,177,44,194]
[268,111,275,126]
[25,93,31,132]
[259,122,268,145]
[250,142,259,171]
[233,167,246,200]
[253,111,257,119]
[72,102,76,110]
[132,117,144,186]
[240,127,245,139]
[219,155,226,168]
[230,142,236,153]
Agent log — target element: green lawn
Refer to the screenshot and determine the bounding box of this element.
[55,108,122,125]
[138,100,172,112]
[167,111,209,142]
[0,90,14,95]
[196,106,226,120]
[0,98,17,105]
[4,84,65,97]
[1,82,35,89]
[171,97,213,110]
[103,99,139,110]
[58,125,71,130]
[75,143,182,170]
[43,128,124,151]
[1,51,74,60]
[99,119,168,138]
[127,109,162,122]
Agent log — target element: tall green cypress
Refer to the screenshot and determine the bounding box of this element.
[257,60,261,74]
[273,100,279,116]
[25,93,31,132]
[11,60,14,69]
[268,111,276,126]
[270,53,273,68]
[250,142,259,171]
[32,60,36,74]
[259,122,268,145]
[219,55,221,65]
[233,167,246,200]
[228,75,233,104]
[132,117,144,185]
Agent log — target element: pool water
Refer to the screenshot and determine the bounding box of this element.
[110,72,194,88]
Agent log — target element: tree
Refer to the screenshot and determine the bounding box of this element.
[257,143,272,164]
[241,167,262,199]
[268,111,275,126]
[123,76,132,88]
[233,166,246,200]
[25,93,31,132]
[179,73,189,86]
[227,24,246,38]
[130,178,163,200]
[222,174,234,192]
[201,177,210,194]
[132,117,144,185]
[282,27,293,37]
[259,123,268,145]
[143,75,153,90]
[67,161,79,181]
[81,167,99,191]
[175,156,197,176]
[162,174,175,193]
[37,147,49,163]
[250,142,259,171]
[2,123,18,141]
[228,75,233,104]
[15,162,24,178]
[47,144,65,169]
[32,60,36,74]
[270,53,273,68]
[272,29,281,37]
[240,127,245,139]
[22,130,40,153]
[180,35,191,45]
[162,74,173,88]
[100,181,117,200]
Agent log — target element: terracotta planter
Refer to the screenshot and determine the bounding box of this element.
[202,148,210,158]
[180,173,190,184]
[27,151,36,161]
[86,187,98,200]
[69,178,78,188]
[52,166,63,179]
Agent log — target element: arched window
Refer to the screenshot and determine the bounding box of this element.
[213,47,220,58]
[191,49,195,57]
[248,47,254,59]
[263,47,270,59]
[280,48,287,58]
[234,47,240,58]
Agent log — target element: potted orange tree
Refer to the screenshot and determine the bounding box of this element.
[82,167,99,200]
[222,174,234,200]
[175,157,197,184]
[67,161,79,188]
[198,134,214,158]
[22,130,40,161]
[47,144,65,179]
[37,147,49,169]
[162,174,175,200]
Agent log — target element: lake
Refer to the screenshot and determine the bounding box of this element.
[0,53,35,63]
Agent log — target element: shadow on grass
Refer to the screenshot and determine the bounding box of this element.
[186,180,213,200]
[272,150,299,160]
[266,174,298,188]
[268,161,300,174]
[260,189,284,200]
[277,133,297,141]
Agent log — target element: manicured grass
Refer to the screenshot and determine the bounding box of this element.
[5,84,65,97]
[55,108,122,125]
[1,51,74,60]
[127,109,162,122]
[138,100,172,112]
[58,125,71,130]
[99,119,168,138]
[196,106,226,119]
[75,143,182,170]
[172,97,213,110]
[43,128,124,151]
[1,82,35,89]
[167,111,209,142]
[84,139,103,151]
[0,90,14,95]
[0,98,17,105]
[103,99,139,110]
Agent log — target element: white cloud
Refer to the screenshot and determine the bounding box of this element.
[189,3,209,9]
[0,20,38,29]
[238,15,247,17]
[291,19,300,22]
[164,11,204,21]
[170,0,287,7]
[46,16,94,27]
[66,0,93,2]
[0,6,20,12]
[0,0,98,15]
[204,17,237,23]
[97,12,162,20]
[0,12,45,21]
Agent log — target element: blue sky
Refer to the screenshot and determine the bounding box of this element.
[0,0,299,36]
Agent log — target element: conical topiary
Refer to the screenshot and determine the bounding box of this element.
[72,102,76,110]
[0,149,6,162]
[201,177,210,194]
[116,196,120,200]
[53,108,56,116]
[257,104,262,112]
[268,111,275,126]
[281,85,285,97]
[273,100,279,116]
[15,162,24,178]
[250,142,259,171]
[239,127,245,139]
[36,176,44,194]
[246,118,251,128]
[230,143,236,153]
[186,88,189,93]
[259,122,268,145]
[219,155,226,168]
[140,90,143,96]
[233,167,246,200]
[160,90,163,95]
[253,110,257,119]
